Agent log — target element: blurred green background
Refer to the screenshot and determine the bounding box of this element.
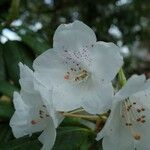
[0,0,149,149]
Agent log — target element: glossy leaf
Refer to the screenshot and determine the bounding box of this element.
[3,41,34,83]
[0,80,19,97]
[0,133,42,150]
[53,126,96,150]
[0,44,6,80]
[21,34,50,55]
[0,103,14,119]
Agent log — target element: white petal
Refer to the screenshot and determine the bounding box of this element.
[53,20,96,51]
[52,76,105,111]
[33,49,65,72]
[82,83,114,114]
[10,92,50,137]
[33,49,66,90]
[19,62,33,81]
[19,62,34,92]
[9,92,30,138]
[21,89,43,108]
[34,81,64,128]
[116,75,146,100]
[33,50,84,111]
[38,120,56,150]
[19,63,45,107]
[130,91,150,150]
[52,81,83,111]
[88,42,123,83]
[97,101,135,150]
[53,78,111,112]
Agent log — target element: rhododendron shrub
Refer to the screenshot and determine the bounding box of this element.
[10,21,150,150]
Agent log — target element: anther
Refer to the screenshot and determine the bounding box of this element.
[137,109,141,113]
[141,115,145,118]
[137,118,141,122]
[129,123,132,126]
[133,132,141,140]
[141,108,145,111]
[141,120,146,123]
[126,123,129,126]
[39,110,44,115]
[46,114,50,117]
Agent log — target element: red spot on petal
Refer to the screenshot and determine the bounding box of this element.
[31,120,37,125]
[64,75,69,80]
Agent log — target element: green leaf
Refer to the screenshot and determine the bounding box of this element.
[61,117,85,126]
[0,133,42,150]
[52,126,96,150]
[0,44,6,80]
[3,41,34,84]
[0,80,19,97]
[21,34,50,55]
[7,0,20,25]
[0,123,14,143]
[0,103,14,119]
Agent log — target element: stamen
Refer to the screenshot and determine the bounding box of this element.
[133,132,141,140]
[64,68,90,83]
[141,120,146,123]
[141,108,145,111]
[31,106,50,125]
[121,98,146,141]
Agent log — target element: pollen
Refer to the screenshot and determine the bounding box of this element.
[133,132,141,140]
[64,68,90,83]
[141,108,145,111]
[74,69,89,82]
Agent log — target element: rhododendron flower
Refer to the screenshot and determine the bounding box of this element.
[33,20,123,112]
[96,75,150,150]
[10,63,63,150]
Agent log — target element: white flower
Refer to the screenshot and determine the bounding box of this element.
[33,20,123,112]
[10,63,63,150]
[96,75,150,150]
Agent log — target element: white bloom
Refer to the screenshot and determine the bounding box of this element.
[33,20,123,112]
[10,63,63,150]
[97,75,150,150]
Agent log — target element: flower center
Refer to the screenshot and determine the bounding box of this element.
[121,98,146,141]
[31,105,50,125]
[64,68,90,83]
[62,46,92,83]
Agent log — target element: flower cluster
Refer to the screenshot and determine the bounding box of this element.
[10,21,150,150]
